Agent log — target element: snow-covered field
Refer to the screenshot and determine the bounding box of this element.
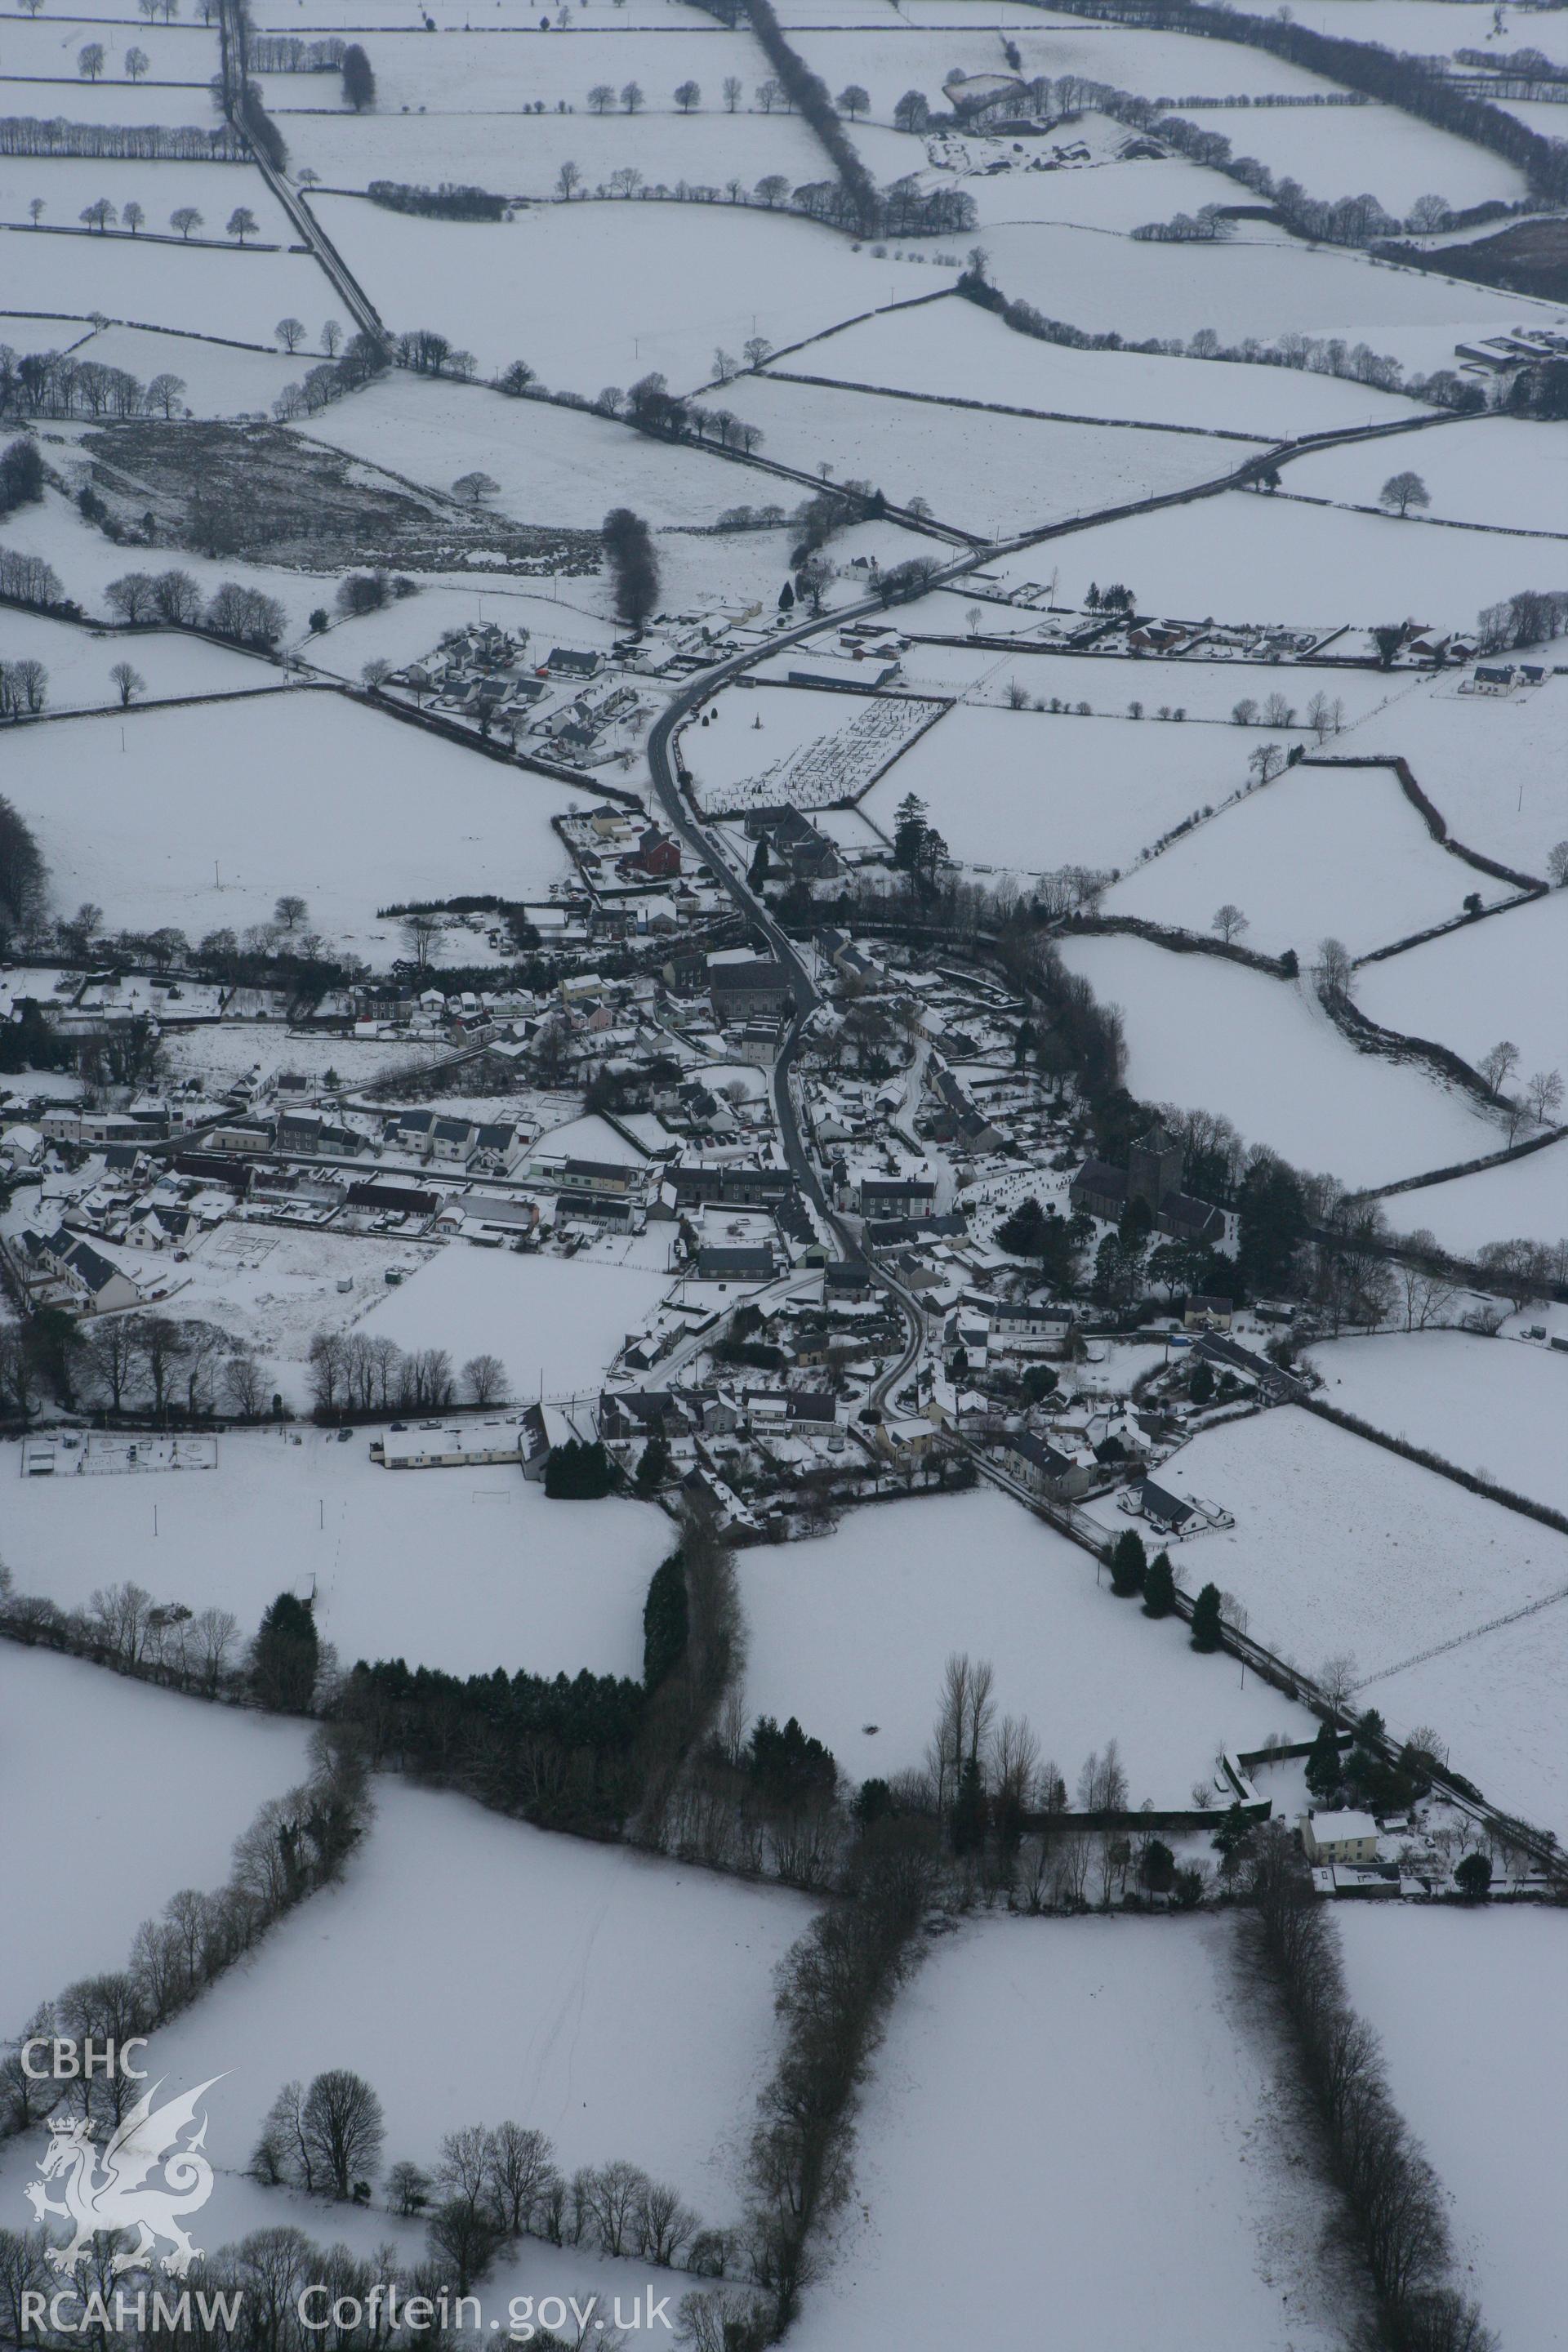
[0,691,575,953]
[281,100,826,203]
[0,74,225,124]
[688,682,942,814]
[357,1238,673,1401]
[795,19,1345,104]
[1056,932,1497,1185]
[1164,1405,1568,1687]
[0,1644,310,2029]
[0,219,332,344]
[309,192,926,391]
[0,158,292,246]
[860,701,1263,876]
[0,1778,808,2237]
[694,371,1222,534]
[1105,757,1508,956]
[0,16,211,81]
[793,1912,1355,2352]
[988,490,1550,628]
[1348,673,1568,879]
[1287,412,1568,537]
[299,369,756,529]
[1338,1905,1568,2352]
[1184,98,1522,213]
[0,1421,671,1681]
[786,295,1432,438]
[977,222,1532,374]
[1359,889,1568,1084]
[0,604,283,711]
[260,24,752,116]
[1307,1331,1568,1517]
[1377,1135,1568,1255]
[45,318,305,416]
[737,1489,1314,1804]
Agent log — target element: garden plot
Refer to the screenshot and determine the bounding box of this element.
[1003,492,1554,635]
[0,691,576,955]
[792,1913,1354,2352]
[694,374,1219,534]
[310,192,928,392]
[0,1420,672,1682]
[158,1021,449,1094]
[258,25,754,117]
[281,100,825,204]
[0,220,331,345]
[1286,414,1568,537]
[1338,1907,1568,2352]
[51,318,302,416]
[1055,933,1498,1186]
[0,604,283,710]
[782,292,1432,439]
[1162,1405,1568,1683]
[356,1239,672,1401]
[1307,1331,1568,1521]
[738,1489,1314,1803]
[977,221,1531,375]
[297,370,755,529]
[1384,1134,1568,1255]
[1359,890,1568,1087]
[0,1644,311,2031]
[0,155,293,243]
[687,683,943,815]
[1105,759,1508,956]
[0,1781,809,2261]
[1349,673,1568,879]
[860,702,1281,878]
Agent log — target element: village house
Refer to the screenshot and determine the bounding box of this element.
[26,1227,142,1314]
[996,1428,1097,1501]
[1301,1811,1380,1866]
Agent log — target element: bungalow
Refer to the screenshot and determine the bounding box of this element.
[1127,1477,1199,1537]
[697,1243,775,1284]
[374,1420,526,1470]
[546,646,602,679]
[1301,1811,1379,1866]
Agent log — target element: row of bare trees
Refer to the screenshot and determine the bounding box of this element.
[1248,1828,1496,2350]
[0,1724,372,2143]
[305,1329,506,1417]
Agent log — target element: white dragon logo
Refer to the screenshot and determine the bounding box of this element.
[25,2078,224,2277]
